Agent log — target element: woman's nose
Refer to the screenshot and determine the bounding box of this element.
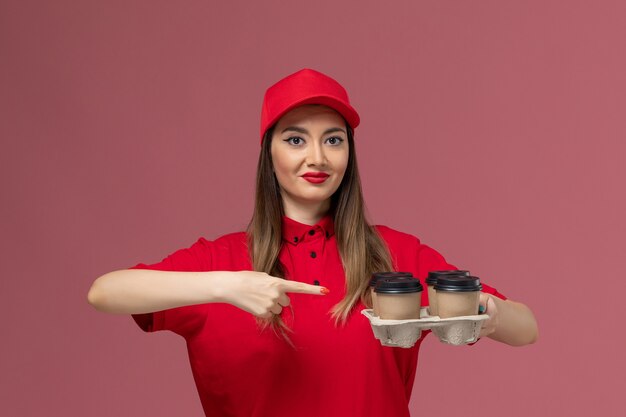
[306,141,327,166]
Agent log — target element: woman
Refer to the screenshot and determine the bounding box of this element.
[87,68,538,417]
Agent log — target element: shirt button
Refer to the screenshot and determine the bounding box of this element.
[310,251,317,258]
[325,231,330,238]
[293,236,298,243]
[308,230,315,236]
[313,280,320,286]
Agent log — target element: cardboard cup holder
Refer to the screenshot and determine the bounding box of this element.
[361,307,489,348]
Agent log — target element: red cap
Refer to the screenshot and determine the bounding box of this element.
[260,68,360,143]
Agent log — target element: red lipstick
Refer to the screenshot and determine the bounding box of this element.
[302,172,330,184]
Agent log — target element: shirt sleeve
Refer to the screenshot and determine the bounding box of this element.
[415,244,507,300]
[127,237,214,337]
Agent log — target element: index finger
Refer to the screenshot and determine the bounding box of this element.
[280,280,329,295]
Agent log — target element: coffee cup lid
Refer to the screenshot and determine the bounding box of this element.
[433,275,482,292]
[425,270,470,285]
[370,271,413,287]
[374,276,423,294]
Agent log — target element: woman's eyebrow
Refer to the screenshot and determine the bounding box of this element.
[282,126,308,134]
[281,126,346,134]
[323,127,347,135]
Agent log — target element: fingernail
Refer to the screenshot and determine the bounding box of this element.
[320,287,330,295]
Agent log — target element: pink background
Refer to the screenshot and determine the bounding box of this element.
[2,1,624,416]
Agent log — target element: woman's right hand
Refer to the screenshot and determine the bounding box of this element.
[213,271,328,319]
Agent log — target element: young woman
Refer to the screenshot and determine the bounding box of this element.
[87,68,538,417]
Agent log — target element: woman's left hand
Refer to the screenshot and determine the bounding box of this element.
[478,292,499,338]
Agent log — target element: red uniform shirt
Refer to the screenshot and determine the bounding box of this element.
[130,216,505,417]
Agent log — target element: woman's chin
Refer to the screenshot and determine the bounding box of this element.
[286,192,334,207]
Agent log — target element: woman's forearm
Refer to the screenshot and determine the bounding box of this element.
[488,296,539,346]
[87,269,325,317]
[87,269,225,314]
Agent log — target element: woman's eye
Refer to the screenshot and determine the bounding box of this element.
[285,137,304,145]
[326,136,344,145]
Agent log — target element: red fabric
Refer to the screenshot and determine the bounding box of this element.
[260,68,360,142]
[130,216,505,417]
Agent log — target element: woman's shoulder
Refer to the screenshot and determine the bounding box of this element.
[373,225,455,273]
[197,231,248,250]
[181,231,249,269]
[168,232,248,261]
[374,224,422,247]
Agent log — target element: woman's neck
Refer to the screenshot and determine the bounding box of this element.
[282,197,331,226]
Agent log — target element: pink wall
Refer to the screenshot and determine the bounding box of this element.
[2,1,624,415]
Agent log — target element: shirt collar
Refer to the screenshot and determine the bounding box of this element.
[282,214,335,245]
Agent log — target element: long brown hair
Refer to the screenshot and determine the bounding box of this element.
[246,118,394,336]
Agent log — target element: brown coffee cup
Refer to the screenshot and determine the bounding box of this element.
[375,276,423,320]
[426,270,470,316]
[370,272,413,316]
[434,275,482,318]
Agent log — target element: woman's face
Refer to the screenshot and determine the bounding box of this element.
[270,104,349,210]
